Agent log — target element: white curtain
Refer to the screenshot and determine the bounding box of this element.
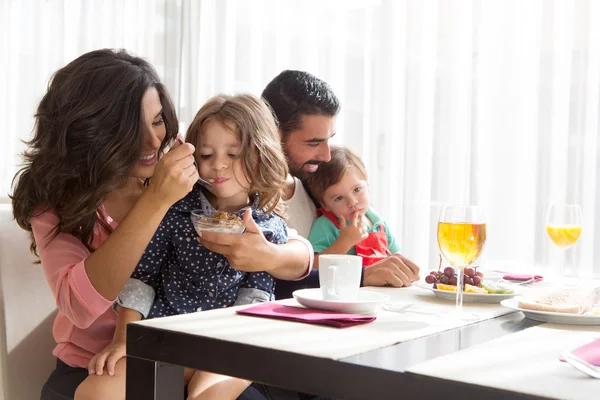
[0,0,172,191]
[2,0,599,278]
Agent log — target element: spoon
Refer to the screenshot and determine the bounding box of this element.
[197,176,213,189]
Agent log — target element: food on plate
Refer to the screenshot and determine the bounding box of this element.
[464,284,488,294]
[436,283,489,294]
[436,283,456,292]
[518,287,597,314]
[424,264,514,294]
[425,266,482,287]
[481,281,514,294]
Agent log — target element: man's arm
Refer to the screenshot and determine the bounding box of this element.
[362,253,420,287]
[266,235,314,280]
[198,209,313,280]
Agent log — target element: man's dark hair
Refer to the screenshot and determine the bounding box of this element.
[261,70,340,138]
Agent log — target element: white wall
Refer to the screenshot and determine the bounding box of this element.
[0,204,57,400]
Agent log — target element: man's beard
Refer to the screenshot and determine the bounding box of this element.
[288,159,322,182]
[283,142,323,181]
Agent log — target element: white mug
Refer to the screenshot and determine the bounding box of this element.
[319,254,362,301]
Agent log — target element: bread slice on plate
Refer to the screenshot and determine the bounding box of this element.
[518,287,597,314]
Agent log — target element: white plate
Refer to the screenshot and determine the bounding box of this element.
[292,288,389,315]
[415,282,519,303]
[500,297,600,326]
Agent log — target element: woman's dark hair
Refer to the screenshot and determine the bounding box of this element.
[261,70,340,138]
[11,48,178,255]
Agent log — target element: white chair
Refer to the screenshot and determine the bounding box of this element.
[0,203,56,400]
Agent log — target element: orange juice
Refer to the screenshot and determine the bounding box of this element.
[546,224,582,248]
[438,222,487,268]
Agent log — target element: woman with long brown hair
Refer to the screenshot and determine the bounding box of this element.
[12,49,313,400]
[10,48,199,399]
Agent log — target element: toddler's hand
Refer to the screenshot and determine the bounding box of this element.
[88,340,126,376]
[338,212,368,246]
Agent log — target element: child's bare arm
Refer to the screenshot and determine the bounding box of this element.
[314,237,355,263]
[113,306,142,342]
[87,307,142,376]
[313,212,368,269]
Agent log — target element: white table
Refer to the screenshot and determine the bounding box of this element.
[126,285,550,399]
[407,323,600,400]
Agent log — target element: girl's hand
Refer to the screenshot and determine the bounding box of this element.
[146,135,199,207]
[88,340,126,376]
[338,211,368,246]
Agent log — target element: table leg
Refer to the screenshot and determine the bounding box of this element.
[126,356,184,400]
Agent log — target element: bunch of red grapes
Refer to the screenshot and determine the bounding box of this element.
[424,266,484,289]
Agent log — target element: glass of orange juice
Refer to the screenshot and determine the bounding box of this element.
[546,204,582,281]
[438,205,487,320]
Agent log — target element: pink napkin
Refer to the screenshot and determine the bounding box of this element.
[236,302,376,328]
[569,338,600,367]
[493,270,543,283]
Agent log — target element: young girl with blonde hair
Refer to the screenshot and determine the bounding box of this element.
[86,93,294,400]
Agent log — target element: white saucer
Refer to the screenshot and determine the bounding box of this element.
[292,288,389,315]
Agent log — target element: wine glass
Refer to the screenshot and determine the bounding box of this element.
[546,204,582,282]
[437,205,487,319]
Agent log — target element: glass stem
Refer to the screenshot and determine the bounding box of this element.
[456,268,465,313]
[559,250,565,281]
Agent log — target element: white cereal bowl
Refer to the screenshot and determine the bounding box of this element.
[190,210,245,235]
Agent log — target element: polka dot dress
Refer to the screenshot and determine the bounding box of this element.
[116,187,287,319]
